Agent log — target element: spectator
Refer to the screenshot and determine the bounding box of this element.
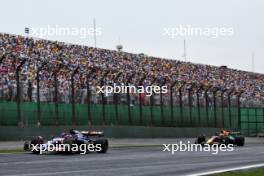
[0,32,263,107]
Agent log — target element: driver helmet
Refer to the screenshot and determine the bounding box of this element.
[69,129,77,135]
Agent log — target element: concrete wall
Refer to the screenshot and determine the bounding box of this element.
[0,126,219,140]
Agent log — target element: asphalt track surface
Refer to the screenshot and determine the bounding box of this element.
[0,144,263,176]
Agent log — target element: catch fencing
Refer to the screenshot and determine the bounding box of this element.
[0,101,263,136]
[0,58,263,136]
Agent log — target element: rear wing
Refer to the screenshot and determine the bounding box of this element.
[81,131,104,137]
[230,131,241,134]
[215,130,242,136]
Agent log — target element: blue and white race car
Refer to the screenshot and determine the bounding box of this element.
[24,129,108,154]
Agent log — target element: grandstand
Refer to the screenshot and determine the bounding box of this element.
[0,32,263,134]
[0,32,263,105]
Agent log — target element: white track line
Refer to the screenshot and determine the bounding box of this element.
[187,163,264,176]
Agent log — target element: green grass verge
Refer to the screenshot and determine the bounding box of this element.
[212,167,264,176]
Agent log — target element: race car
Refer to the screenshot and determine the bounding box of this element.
[195,130,245,146]
[24,129,108,154]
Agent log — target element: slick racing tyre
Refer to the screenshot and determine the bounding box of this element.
[235,137,245,146]
[30,136,44,154]
[195,135,206,145]
[95,139,108,153]
[63,138,75,154]
[23,141,30,151]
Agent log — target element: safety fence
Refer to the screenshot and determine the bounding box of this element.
[241,108,264,136]
[0,102,263,136]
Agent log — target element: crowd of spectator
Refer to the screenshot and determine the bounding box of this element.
[0,32,263,107]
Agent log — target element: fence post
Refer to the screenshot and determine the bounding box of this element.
[188,84,194,127]
[160,92,164,125]
[149,78,157,126]
[227,88,235,128]
[36,61,48,126]
[204,86,212,127]
[71,67,79,126]
[36,68,41,126]
[0,54,5,122]
[84,68,96,126]
[255,108,258,135]
[237,91,243,131]
[16,57,26,127]
[196,85,203,126]
[85,68,96,126]
[170,81,177,126]
[16,66,21,126]
[138,75,146,126]
[263,107,264,134]
[212,88,220,128]
[52,60,64,126]
[113,72,122,125]
[179,82,186,126]
[150,91,154,126]
[100,79,105,125]
[100,71,110,125]
[53,72,59,125]
[247,108,250,136]
[160,82,165,126]
[126,74,135,125]
[86,73,91,126]
[220,89,227,128]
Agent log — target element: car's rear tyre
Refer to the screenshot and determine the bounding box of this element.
[63,138,75,154]
[235,137,245,146]
[24,141,30,151]
[95,139,108,153]
[30,137,43,154]
[195,136,206,145]
[223,137,231,145]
